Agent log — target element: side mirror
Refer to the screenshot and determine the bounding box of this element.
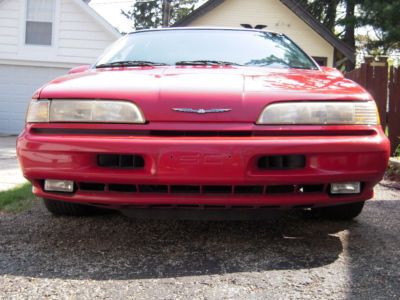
[68,64,91,74]
[320,66,344,77]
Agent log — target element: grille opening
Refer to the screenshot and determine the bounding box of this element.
[266,185,295,194]
[32,128,377,137]
[171,185,201,194]
[109,184,137,193]
[231,205,255,209]
[258,155,305,170]
[149,204,172,208]
[203,185,232,194]
[98,154,145,169]
[150,131,252,137]
[204,205,226,209]
[234,185,264,194]
[73,182,327,196]
[176,205,200,209]
[79,182,105,191]
[299,184,325,193]
[139,185,168,193]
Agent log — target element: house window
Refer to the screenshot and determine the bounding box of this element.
[25,0,55,46]
[312,56,328,67]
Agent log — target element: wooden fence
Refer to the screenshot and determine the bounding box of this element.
[345,57,400,156]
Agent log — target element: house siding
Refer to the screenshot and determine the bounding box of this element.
[56,0,117,63]
[188,0,334,66]
[0,0,120,67]
[0,0,120,134]
[0,0,19,55]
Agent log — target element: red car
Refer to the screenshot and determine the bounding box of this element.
[17,28,390,220]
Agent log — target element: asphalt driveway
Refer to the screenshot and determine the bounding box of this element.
[0,187,399,299]
[0,136,399,299]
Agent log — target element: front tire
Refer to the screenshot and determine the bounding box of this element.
[309,201,365,220]
[43,198,94,216]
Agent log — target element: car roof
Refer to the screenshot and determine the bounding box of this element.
[128,27,283,36]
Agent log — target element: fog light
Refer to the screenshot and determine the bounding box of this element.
[330,182,361,194]
[44,180,74,193]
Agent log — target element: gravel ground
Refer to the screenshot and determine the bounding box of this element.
[0,184,399,299]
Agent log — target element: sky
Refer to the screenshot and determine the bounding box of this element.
[89,0,136,33]
[89,0,207,33]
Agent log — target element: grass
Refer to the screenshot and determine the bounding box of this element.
[395,144,400,158]
[0,183,34,213]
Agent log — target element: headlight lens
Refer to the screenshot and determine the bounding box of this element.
[257,101,380,125]
[26,100,50,123]
[26,100,145,124]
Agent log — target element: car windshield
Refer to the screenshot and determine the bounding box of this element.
[95,29,319,70]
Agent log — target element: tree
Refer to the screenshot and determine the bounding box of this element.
[298,0,339,32]
[122,0,200,30]
[300,0,359,70]
[301,0,400,57]
[358,0,400,53]
[340,0,358,70]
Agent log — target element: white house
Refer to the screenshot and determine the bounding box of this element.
[174,0,355,69]
[0,0,121,134]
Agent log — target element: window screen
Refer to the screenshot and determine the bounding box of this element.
[25,0,54,46]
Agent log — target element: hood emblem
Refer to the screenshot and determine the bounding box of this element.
[172,108,232,114]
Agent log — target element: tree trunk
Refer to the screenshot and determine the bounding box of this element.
[325,0,338,32]
[344,0,356,71]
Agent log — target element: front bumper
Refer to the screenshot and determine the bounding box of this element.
[17,123,390,209]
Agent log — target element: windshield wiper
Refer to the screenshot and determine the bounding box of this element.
[175,60,242,66]
[96,60,169,68]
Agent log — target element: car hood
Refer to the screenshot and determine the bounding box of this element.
[39,66,370,123]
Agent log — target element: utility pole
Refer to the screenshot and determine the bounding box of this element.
[162,0,171,27]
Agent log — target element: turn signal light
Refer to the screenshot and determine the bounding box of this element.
[44,180,74,193]
[330,182,361,194]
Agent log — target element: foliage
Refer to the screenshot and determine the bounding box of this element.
[301,0,400,67]
[122,0,200,30]
[0,183,34,213]
[396,143,400,157]
[298,0,339,32]
[357,0,400,53]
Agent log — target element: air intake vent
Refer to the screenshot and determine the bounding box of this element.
[258,155,305,170]
[171,185,201,194]
[98,154,145,169]
[203,186,232,194]
[299,184,324,193]
[139,185,168,193]
[109,184,137,193]
[79,182,105,191]
[73,182,329,196]
[266,185,295,194]
[234,185,264,194]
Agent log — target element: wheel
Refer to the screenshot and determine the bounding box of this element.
[307,201,365,220]
[43,198,94,216]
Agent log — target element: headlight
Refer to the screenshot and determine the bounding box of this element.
[26,100,145,124]
[26,100,50,123]
[256,101,380,125]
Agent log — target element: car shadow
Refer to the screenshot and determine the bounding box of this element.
[0,203,352,280]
